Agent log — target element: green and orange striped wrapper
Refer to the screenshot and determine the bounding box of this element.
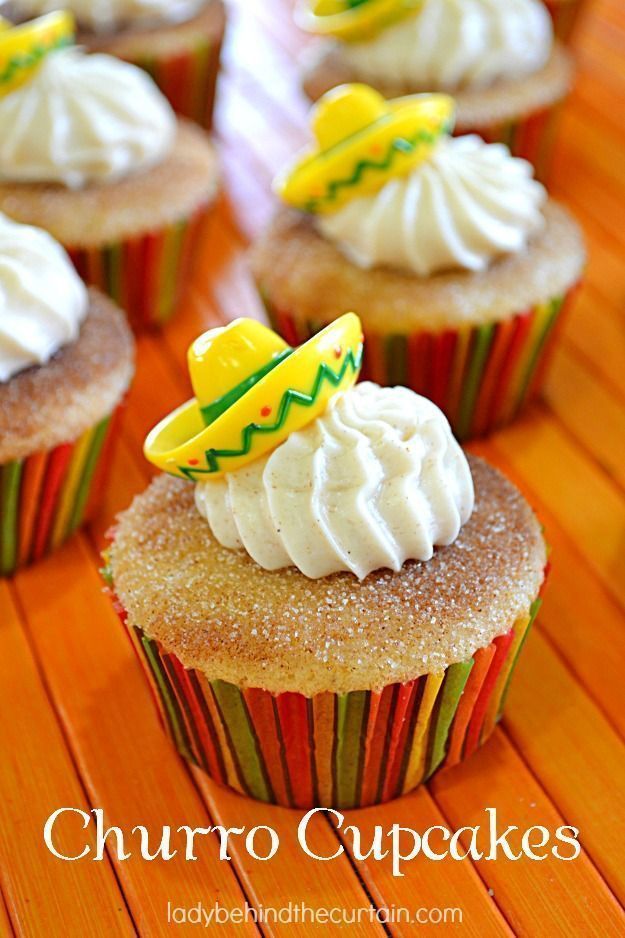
[263,286,577,442]
[1,409,122,577]
[457,106,562,183]
[544,0,587,42]
[115,599,540,808]
[68,205,209,333]
[122,28,223,130]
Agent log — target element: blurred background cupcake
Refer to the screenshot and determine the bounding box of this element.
[0,213,134,576]
[297,0,573,180]
[251,85,586,440]
[106,317,547,808]
[544,0,590,42]
[0,13,219,330]
[1,0,226,128]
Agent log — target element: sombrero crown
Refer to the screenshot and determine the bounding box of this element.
[296,0,424,42]
[0,12,75,97]
[275,83,455,215]
[144,315,364,480]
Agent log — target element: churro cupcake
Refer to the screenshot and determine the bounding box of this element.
[3,0,226,128]
[0,13,219,331]
[297,0,573,179]
[544,0,589,42]
[251,84,585,440]
[0,213,134,576]
[105,316,546,808]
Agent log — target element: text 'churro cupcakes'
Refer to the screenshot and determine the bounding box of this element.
[0,213,134,576]
[4,0,226,127]
[0,13,219,330]
[106,316,546,809]
[297,0,573,179]
[251,84,586,440]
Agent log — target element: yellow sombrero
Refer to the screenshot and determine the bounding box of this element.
[296,0,424,42]
[275,84,455,215]
[0,12,75,97]
[144,314,364,481]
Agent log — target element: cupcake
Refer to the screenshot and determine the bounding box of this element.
[544,0,588,42]
[297,0,573,179]
[105,316,547,809]
[251,84,585,440]
[0,13,219,331]
[0,212,134,576]
[3,0,226,128]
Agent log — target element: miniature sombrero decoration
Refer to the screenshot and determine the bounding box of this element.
[275,84,455,215]
[144,314,364,481]
[0,11,75,97]
[296,0,424,42]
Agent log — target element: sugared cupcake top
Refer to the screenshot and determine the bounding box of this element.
[7,0,206,34]
[144,316,474,580]
[0,212,87,381]
[297,0,553,90]
[0,14,176,188]
[277,84,547,276]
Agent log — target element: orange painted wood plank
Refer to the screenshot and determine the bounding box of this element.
[504,629,625,903]
[430,731,625,936]
[0,583,134,937]
[560,286,625,405]
[485,413,625,610]
[0,893,14,937]
[544,345,625,490]
[11,546,258,938]
[466,437,625,740]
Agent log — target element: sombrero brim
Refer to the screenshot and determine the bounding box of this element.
[144,313,364,480]
[276,92,455,215]
[295,0,423,42]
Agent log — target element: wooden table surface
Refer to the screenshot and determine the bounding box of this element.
[1,0,624,935]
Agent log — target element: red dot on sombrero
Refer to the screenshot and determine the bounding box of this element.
[334,346,343,359]
[188,459,199,466]
[370,142,383,155]
[261,406,272,417]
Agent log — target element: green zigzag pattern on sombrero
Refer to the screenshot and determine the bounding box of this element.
[304,121,454,213]
[0,36,73,86]
[178,344,363,479]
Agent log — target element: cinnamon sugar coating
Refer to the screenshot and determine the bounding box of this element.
[303,44,573,128]
[83,1,225,59]
[251,201,585,333]
[110,457,546,696]
[0,121,219,247]
[0,290,134,463]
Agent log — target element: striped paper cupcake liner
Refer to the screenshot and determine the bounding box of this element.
[115,30,223,130]
[1,410,121,577]
[457,105,561,182]
[263,286,576,442]
[115,599,541,809]
[544,1,587,42]
[68,205,208,333]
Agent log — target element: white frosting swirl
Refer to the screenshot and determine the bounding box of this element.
[0,49,176,189]
[338,0,552,91]
[6,0,206,33]
[0,214,88,382]
[195,383,474,580]
[316,135,547,276]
